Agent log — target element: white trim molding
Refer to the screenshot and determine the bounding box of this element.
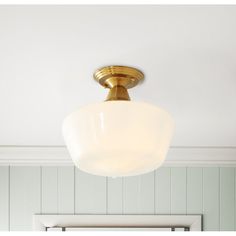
[33,214,202,231]
[0,146,236,166]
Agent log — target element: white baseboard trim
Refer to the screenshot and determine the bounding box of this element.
[0,146,236,166]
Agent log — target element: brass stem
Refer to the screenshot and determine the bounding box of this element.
[106,85,130,101]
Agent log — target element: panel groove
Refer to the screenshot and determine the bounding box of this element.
[203,167,205,228]
[73,166,76,214]
[154,171,156,214]
[186,167,188,215]
[122,177,124,215]
[217,167,220,231]
[185,168,187,215]
[57,167,58,214]
[170,168,172,215]
[40,166,42,214]
[202,167,205,218]
[8,166,10,231]
[106,177,108,214]
[218,168,220,230]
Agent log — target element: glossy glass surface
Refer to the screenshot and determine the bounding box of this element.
[63,101,174,177]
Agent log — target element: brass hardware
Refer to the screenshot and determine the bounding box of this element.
[93,65,144,101]
[106,85,130,101]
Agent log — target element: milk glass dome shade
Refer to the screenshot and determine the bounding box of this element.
[62,66,174,177]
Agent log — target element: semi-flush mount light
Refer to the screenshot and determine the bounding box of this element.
[62,66,174,177]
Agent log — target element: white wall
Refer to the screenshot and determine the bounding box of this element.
[0,166,235,231]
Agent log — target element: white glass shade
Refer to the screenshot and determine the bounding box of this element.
[62,101,174,177]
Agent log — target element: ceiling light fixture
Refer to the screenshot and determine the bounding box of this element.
[62,66,174,177]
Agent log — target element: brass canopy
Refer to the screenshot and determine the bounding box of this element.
[93,65,144,101]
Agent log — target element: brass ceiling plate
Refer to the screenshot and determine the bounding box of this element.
[93,65,144,89]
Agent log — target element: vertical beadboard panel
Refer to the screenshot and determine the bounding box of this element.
[155,167,171,214]
[42,167,58,214]
[0,167,9,230]
[58,167,74,214]
[203,167,220,231]
[75,169,106,214]
[123,172,155,214]
[107,177,123,214]
[220,168,235,231]
[10,167,40,231]
[171,167,187,214]
[0,166,235,231]
[235,168,236,231]
[123,176,139,214]
[187,167,203,214]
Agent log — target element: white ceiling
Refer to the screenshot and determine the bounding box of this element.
[0,5,235,147]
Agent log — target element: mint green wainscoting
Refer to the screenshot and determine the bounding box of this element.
[0,166,235,231]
